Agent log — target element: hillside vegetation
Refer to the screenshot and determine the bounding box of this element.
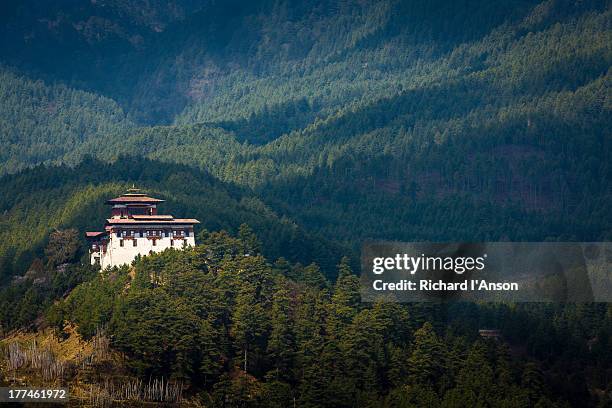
[0,158,345,284]
[0,1,611,406]
[0,1,608,243]
[4,230,610,406]
[0,67,134,174]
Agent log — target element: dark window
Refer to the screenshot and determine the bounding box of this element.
[152,239,156,246]
[170,240,174,247]
[116,231,121,237]
[133,239,137,247]
[120,239,124,247]
[128,207,147,215]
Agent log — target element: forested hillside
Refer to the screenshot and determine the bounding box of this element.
[0,0,608,262]
[3,0,607,127]
[3,229,611,406]
[0,66,134,174]
[0,1,608,240]
[0,158,345,284]
[0,1,611,406]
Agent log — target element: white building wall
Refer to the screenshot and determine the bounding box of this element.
[93,228,196,269]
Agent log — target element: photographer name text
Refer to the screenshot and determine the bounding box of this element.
[372,279,519,291]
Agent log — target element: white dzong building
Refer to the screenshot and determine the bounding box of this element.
[86,188,199,269]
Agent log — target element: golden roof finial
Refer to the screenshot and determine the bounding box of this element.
[126,184,142,195]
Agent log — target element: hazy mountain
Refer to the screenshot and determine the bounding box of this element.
[1,0,608,250]
[2,0,607,125]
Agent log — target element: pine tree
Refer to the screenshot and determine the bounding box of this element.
[521,362,545,403]
[301,263,328,289]
[407,322,447,389]
[326,258,361,337]
[267,284,295,381]
[238,223,262,255]
[453,341,495,405]
[495,343,514,389]
[44,229,80,268]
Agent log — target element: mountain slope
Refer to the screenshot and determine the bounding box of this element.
[1,0,607,127]
[53,5,611,242]
[0,66,134,174]
[0,0,609,261]
[0,158,346,282]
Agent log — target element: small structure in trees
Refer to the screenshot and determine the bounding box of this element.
[478,329,502,340]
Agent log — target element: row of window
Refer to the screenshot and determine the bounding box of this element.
[119,239,186,247]
[116,229,191,238]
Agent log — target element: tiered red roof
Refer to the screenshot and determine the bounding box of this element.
[86,188,200,240]
[106,194,165,205]
[106,218,200,225]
